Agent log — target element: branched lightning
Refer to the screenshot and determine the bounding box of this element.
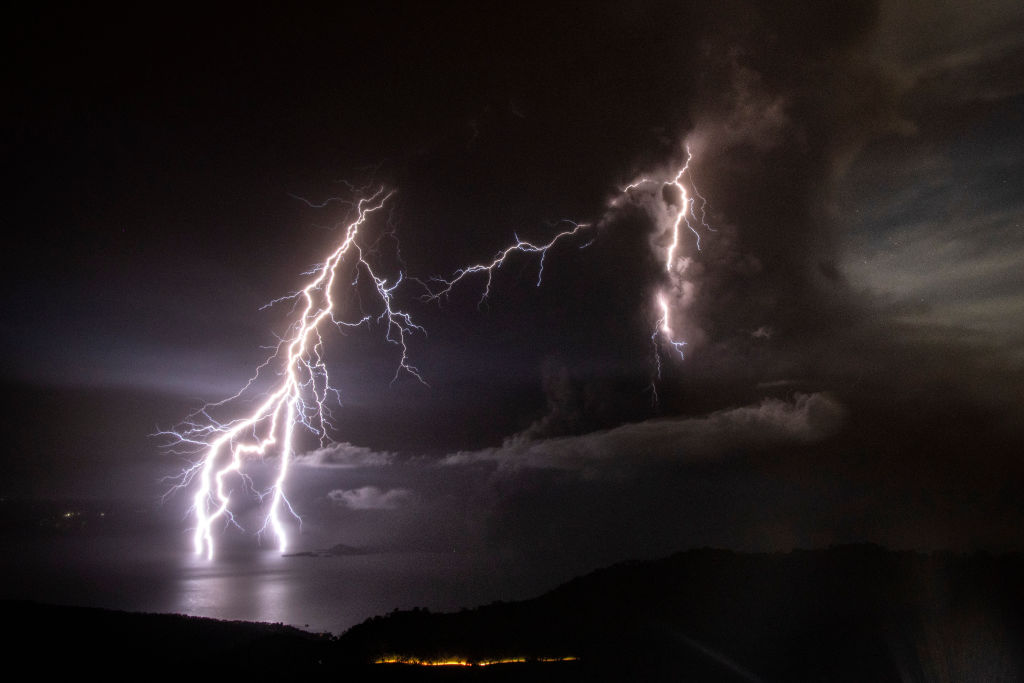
[428,145,710,402]
[160,188,424,559]
[161,145,709,559]
[422,220,592,305]
[619,146,709,401]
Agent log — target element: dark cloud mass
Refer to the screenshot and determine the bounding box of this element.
[444,393,846,471]
[2,0,1023,625]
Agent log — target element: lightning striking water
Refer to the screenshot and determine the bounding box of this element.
[161,188,424,559]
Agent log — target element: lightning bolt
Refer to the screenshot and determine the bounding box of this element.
[423,220,593,305]
[160,188,424,559]
[429,145,710,401]
[619,146,711,402]
[162,144,709,559]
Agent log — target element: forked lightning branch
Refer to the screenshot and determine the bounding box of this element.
[161,189,424,559]
[162,147,710,559]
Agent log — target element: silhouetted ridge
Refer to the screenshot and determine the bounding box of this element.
[1,600,329,674]
[338,545,1024,681]
[4,546,1022,680]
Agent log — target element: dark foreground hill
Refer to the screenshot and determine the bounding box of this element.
[339,545,1024,681]
[0,600,331,675]
[5,545,1023,680]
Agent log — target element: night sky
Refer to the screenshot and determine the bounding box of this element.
[3,1,1024,630]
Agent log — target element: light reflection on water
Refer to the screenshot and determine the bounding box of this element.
[4,535,489,634]
[175,550,298,627]
[167,546,487,633]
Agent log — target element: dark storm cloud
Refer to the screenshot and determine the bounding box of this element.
[280,393,850,567]
[513,359,586,441]
[836,1,1024,364]
[666,3,899,369]
[872,0,1024,105]
[327,0,926,437]
[327,486,413,511]
[442,392,845,472]
[278,0,1022,566]
[577,0,1024,441]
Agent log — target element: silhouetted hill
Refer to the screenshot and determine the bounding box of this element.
[0,601,330,675]
[5,545,1023,680]
[338,545,1024,681]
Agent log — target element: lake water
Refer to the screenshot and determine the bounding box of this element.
[3,534,537,634]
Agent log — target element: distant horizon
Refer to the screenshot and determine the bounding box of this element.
[4,497,1021,638]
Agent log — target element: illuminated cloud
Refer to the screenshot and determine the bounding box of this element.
[442,392,845,473]
[328,486,414,510]
[295,443,396,468]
